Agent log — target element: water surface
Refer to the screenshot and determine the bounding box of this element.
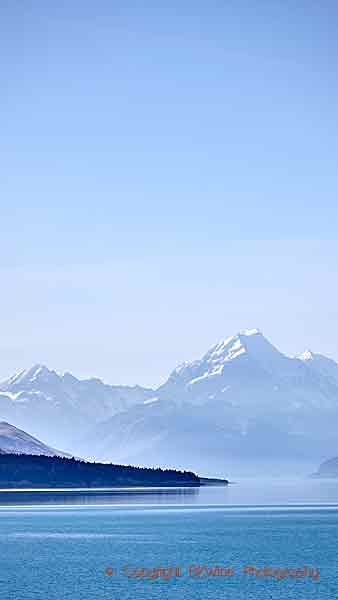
[1,479,338,599]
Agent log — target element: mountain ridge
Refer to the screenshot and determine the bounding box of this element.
[0,364,153,451]
[78,329,338,475]
[2,329,338,475]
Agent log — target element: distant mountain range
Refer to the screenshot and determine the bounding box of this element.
[0,366,152,450]
[1,329,338,475]
[0,422,68,457]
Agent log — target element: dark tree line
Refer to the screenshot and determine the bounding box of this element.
[0,453,200,488]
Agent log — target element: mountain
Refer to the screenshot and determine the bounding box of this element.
[297,350,338,384]
[0,421,68,457]
[312,456,338,478]
[80,329,338,475]
[2,330,338,476]
[0,365,152,452]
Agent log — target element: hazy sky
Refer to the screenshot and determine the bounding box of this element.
[1,1,338,386]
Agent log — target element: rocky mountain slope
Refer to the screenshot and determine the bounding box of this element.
[0,421,68,457]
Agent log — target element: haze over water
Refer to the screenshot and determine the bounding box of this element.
[2,477,338,506]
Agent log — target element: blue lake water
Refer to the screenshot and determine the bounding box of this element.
[1,479,338,599]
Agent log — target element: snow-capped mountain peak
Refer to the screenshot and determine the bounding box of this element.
[2,364,53,388]
[298,350,315,361]
[83,330,338,473]
[169,329,284,388]
[238,328,262,337]
[298,350,338,384]
[205,328,282,362]
[0,365,153,450]
[205,329,266,363]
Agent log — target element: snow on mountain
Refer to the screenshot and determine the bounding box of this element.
[157,329,311,408]
[81,330,338,475]
[2,330,338,475]
[0,421,68,457]
[298,350,338,385]
[5,364,55,387]
[169,329,295,382]
[0,366,153,452]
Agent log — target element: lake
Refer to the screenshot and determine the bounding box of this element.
[1,478,338,599]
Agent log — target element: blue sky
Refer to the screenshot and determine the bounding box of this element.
[1,1,338,385]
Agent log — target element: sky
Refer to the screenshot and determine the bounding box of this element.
[1,1,338,386]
